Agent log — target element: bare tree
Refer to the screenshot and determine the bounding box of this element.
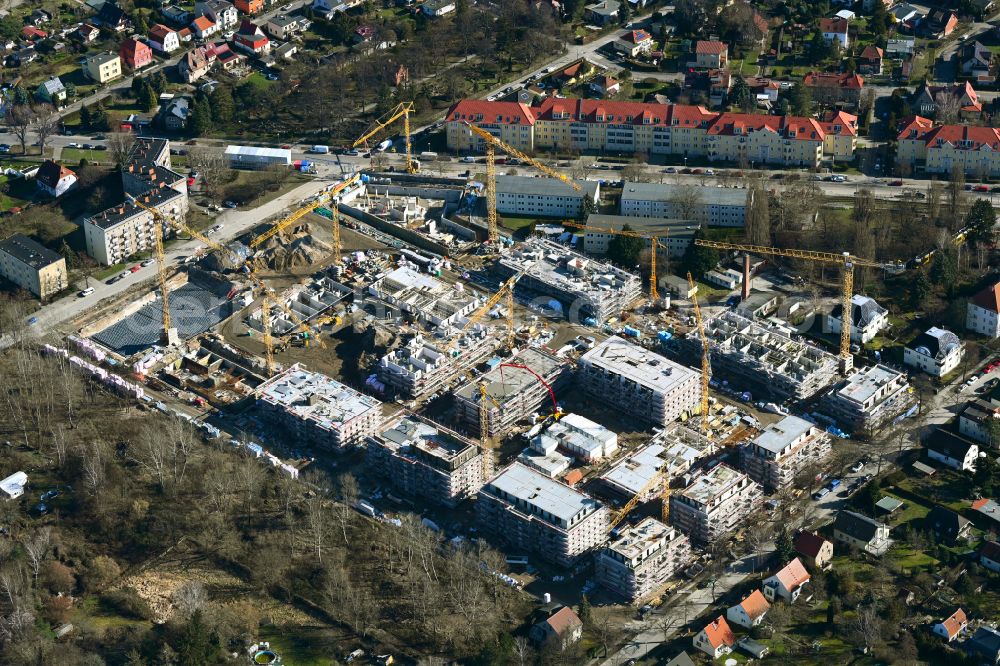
[670,184,703,223]
[6,105,34,156]
[934,91,962,124]
[746,182,771,246]
[106,130,136,166]
[23,528,52,584]
[512,635,534,666]
[173,581,207,618]
[188,146,230,199]
[946,165,967,230]
[33,104,59,156]
[853,603,883,652]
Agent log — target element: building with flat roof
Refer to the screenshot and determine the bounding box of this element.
[495,175,599,218]
[454,346,570,436]
[0,234,67,299]
[256,364,382,448]
[691,311,840,402]
[368,266,483,331]
[477,462,609,566]
[600,424,713,500]
[579,336,700,426]
[740,415,831,491]
[669,463,762,544]
[496,237,642,321]
[619,182,751,227]
[534,413,618,461]
[366,415,485,507]
[225,144,291,170]
[376,331,495,399]
[821,364,916,434]
[582,213,698,258]
[83,187,188,266]
[596,518,691,602]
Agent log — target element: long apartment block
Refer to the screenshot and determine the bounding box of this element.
[596,517,691,603]
[476,462,609,567]
[739,415,831,491]
[693,311,839,402]
[495,237,642,322]
[579,336,700,426]
[446,98,858,168]
[669,463,762,545]
[256,364,382,448]
[366,415,485,507]
[454,346,569,437]
[820,364,916,435]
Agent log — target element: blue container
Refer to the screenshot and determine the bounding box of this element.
[623,326,641,338]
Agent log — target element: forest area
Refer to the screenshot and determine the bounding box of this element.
[0,303,538,666]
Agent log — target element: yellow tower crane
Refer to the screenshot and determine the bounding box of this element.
[608,466,672,531]
[462,122,581,244]
[352,102,417,174]
[687,272,712,438]
[693,241,888,373]
[563,221,667,302]
[125,194,177,345]
[479,382,502,479]
[439,265,531,355]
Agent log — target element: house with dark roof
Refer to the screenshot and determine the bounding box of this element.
[823,294,887,344]
[585,0,620,25]
[75,23,100,43]
[959,399,998,445]
[762,558,810,603]
[794,531,833,569]
[980,540,1000,573]
[664,653,696,666]
[832,510,890,555]
[0,234,68,299]
[904,327,964,377]
[589,75,620,97]
[157,97,190,131]
[726,589,770,628]
[97,1,130,31]
[802,71,864,106]
[925,505,972,543]
[35,160,77,198]
[933,608,968,642]
[148,24,180,53]
[234,19,270,55]
[925,428,979,472]
[968,281,1000,338]
[528,606,583,649]
[911,81,981,118]
[960,41,993,82]
[693,616,735,659]
[966,626,1000,664]
[926,10,958,38]
[35,77,66,106]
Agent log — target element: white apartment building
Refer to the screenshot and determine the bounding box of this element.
[595,518,691,602]
[824,294,888,344]
[669,464,763,544]
[582,213,697,258]
[578,336,700,426]
[967,282,1000,338]
[534,413,618,461]
[740,415,831,491]
[821,364,916,435]
[904,327,964,377]
[0,234,67,299]
[476,462,609,567]
[619,182,750,227]
[495,175,599,218]
[366,415,485,507]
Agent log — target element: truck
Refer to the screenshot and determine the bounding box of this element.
[308,145,330,154]
[419,151,438,161]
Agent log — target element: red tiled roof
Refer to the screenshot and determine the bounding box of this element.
[447,100,536,125]
[625,29,652,44]
[534,98,715,128]
[707,112,825,141]
[896,114,934,139]
[819,110,859,137]
[861,45,883,60]
[22,26,47,39]
[149,24,174,41]
[120,38,149,57]
[545,606,583,636]
[940,608,967,639]
[819,17,849,34]
[701,616,736,649]
[802,71,864,89]
[738,590,771,620]
[972,283,1000,312]
[696,40,728,55]
[912,124,1000,151]
[562,62,583,78]
[192,16,215,31]
[753,13,769,33]
[563,469,584,486]
[773,558,810,592]
[794,531,831,559]
[973,498,992,510]
[178,27,191,39]
[981,540,1000,562]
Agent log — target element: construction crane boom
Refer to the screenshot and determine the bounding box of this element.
[609,467,668,531]
[250,174,360,249]
[152,216,171,335]
[352,102,416,173]
[693,240,888,368]
[563,221,664,301]
[687,272,711,438]
[463,122,582,191]
[440,266,531,353]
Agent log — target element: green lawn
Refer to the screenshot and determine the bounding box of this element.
[60,148,111,165]
[257,625,345,666]
[889,544,939,571]
[498,215,541,231]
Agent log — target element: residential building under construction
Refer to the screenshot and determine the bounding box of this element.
[600,424,714,500]
[495,237,642,322]
[693,311,840,402]
[368,265,484,332]
[376,329,495,399]
[256,364,383,448]
[669,463,763,545]
[477,462,610,566]
[579,336,701,426]
[453,346,569,437]
[595,517,691,603]
[366,415,486,507]
[739,415,831,491]
[821,364,917,434]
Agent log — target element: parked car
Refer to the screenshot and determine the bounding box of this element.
[224,200,238,208]
[888,180,903,186]
[974,185,989,192]
[664,167,676,173]
[813,488,831,500]
[141,259,154,267]
[850,461,865,473]
[78,287,95,297]
[130,264,141,273]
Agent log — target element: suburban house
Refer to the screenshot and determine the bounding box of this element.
[819,17,850,48]
[158,97,190,131]
[267,14,304,40]
[665,653,696,666]
[528,607,583,649]
[960,41,993,82]
[161,5,190,24]
[21,26,47,41]
[274,42,297,60]
[234,0,265,14]
[904,327,964,377]
[35,77,66,105]
[794,531,834,570]
[84,53,123,84]
[726,590,770,629]
[28,8,51,25]
[195,0,238,30]
[927,10,959,37]
[693,616,736,659]
[695,41,728,69]
[96,1,130,31]
[832,510,890,555]
[968,282,1000,338]
[422,0,457,16]
[859,45,883,75]
[958,400,998,445]
[614,29,654,57]
[823,294,887,344]
[925,428,979,472]
[178,47,212,83]
[966,627,1000,665]
[762,558,810,603]
[120,38,153,70]
[76,23,100,43]
[585,0,620,24]
[886,38,915,58]
[933,608,968,642]
[191,16,219,40]
[589,75,620,97]
[925,506,972,543]
[35,161,77,198]
[802,71,864,106]
[980,541,1000,573]
[234,19,270,54]
[148,24,180,53]
[912,82,981,118]
[973,498,1000,529]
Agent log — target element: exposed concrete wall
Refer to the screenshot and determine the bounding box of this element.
[339,203,450,257]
